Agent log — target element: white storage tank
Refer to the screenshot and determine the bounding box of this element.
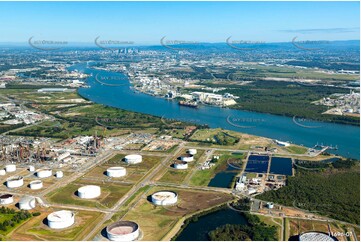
[0,169,5,176]
[36,168,52,178]
[107,167,126,177]
[28,165,35,172]
[29,180,43,190]
[106,221,140,241]
[19,196,36,210]
[180,154,194,162]
[6,176,24,188]
[267,202,274,209]
[5,164,16,172]
[173,161,188,170]
[0,194,14,205]
[125,154,142,164]
[55,171,63,178]
[151,191,178,206]
[77,185,101,199]
[188,149,197,155]
[47,210,75,229]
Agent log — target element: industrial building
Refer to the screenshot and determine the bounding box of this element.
[6,176,24,188]
[151,191,178,206]
[173,161,188,170]
[19,196,36,210]
[36,168,52,178]
[299,232,336,241]
[77,185,101,199]
[0,194,14,205]
[107,167,126,177]
[29,180,43,190]
[125,154,142,164]
[106,220,140,241]
[47,210,75,229]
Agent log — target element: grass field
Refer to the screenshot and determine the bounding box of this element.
[45,178,132,209]
[189,151,244,187]
[9,209,105,241]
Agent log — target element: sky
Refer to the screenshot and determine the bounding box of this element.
[0,1,359,44]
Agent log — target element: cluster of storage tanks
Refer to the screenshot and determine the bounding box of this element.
[179,149,197,163]
[125,154,142,164]
[47,210,75,229]
[106,220,140,241]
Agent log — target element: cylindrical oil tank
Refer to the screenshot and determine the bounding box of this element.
[180,154,194,162]
[0,169,6,176]
[106,221,140,241]
[5,164,16,172]
[151,191,178,206]
[107,167,126,177]
[55,171,63,178]
[188,149,197,155]
[0,194,14,205]
[6,176,24,188]
[28,165,35,172]
[125,154,142,164]
[36,168,52,178]
[29,180,43,190]
[173,161,188,170]
[47,210,75,229]
[19,196,36,210]
[77,185,101,199]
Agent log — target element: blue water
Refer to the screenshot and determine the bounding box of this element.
[245,155,270,173]
[269,157,293,176]
[175,208,247,241]
[208,171,237,188]
[69,63,360,159]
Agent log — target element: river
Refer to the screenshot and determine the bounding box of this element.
[69,63,360,159]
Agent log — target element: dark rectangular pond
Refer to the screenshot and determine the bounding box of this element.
[269,157,293,175]
[208,171,237,188]
[244,155,269,173]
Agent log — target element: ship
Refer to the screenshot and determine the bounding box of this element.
[178,100,198,108]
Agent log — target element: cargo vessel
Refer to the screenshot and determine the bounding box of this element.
[178,100,198,108]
